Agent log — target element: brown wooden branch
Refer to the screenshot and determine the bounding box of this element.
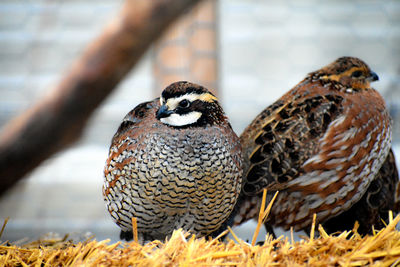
[0,0,201,194]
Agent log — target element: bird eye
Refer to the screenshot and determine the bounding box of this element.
[351,70,363,78]
[178,99,190,108]
[136,110,145,117]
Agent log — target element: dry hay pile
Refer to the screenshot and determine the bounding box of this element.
[0,213,399,266]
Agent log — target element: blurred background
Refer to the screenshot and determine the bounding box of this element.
[0,0,399,243]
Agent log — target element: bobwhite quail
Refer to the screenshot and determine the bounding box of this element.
[233,56,398,235]
[103,81,242,243]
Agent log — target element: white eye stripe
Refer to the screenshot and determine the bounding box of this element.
[160,111,202,126]
[166,94,200,110]
[165,92,217,110]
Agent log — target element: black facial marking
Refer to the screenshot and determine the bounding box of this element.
[351,70,363,78]
[162,85,208,101]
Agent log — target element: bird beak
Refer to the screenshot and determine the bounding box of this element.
[368,71,379,82]
[156,104,172,119]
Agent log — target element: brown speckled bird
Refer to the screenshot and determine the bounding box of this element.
[103,81,242,243]
[233,56,398,235]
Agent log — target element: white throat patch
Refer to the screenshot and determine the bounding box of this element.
[160,111,202,126]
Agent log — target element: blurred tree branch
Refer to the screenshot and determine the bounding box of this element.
[0,0,201,194]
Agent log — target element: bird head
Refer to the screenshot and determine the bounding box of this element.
[156,81,225,127]
[316,56,379,90]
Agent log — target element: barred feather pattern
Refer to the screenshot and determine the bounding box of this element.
[103,82,242,243]
[234,57,396,233]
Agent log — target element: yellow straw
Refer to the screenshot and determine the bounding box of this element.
[251,189,279,246]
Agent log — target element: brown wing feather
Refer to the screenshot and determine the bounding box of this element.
[103,98,160,197]
[241,80,345,195]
